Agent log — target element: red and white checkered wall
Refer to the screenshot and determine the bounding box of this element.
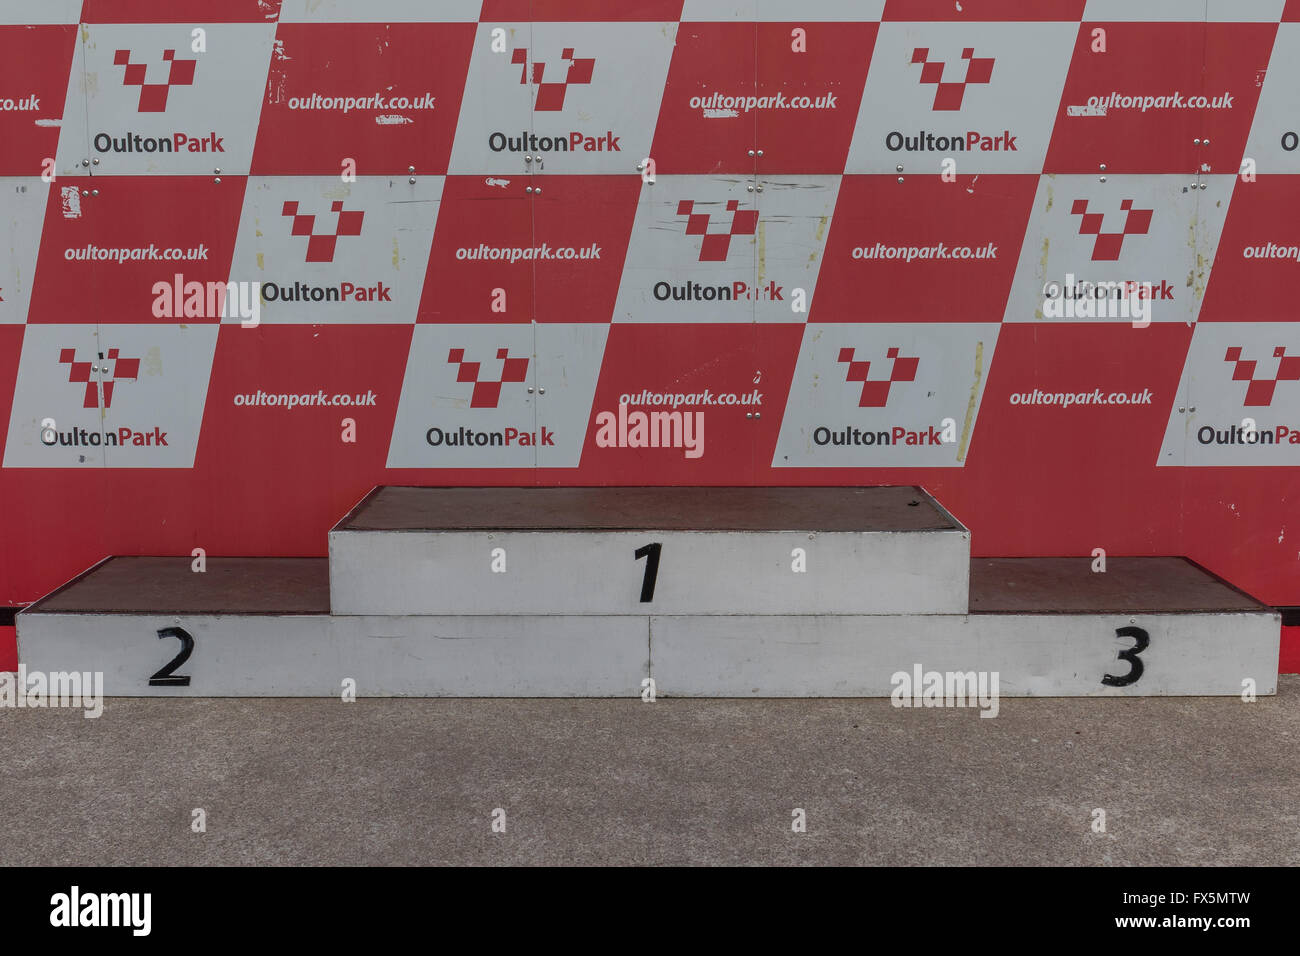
[2,0,1299,667]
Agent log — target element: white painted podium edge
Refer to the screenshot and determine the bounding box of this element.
[15,608,1280,698]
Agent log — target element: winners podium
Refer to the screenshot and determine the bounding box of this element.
[16,486,1281,697]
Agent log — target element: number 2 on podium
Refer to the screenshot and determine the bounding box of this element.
[149,625,194,686]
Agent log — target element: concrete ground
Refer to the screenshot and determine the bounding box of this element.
[1,678,1297,866]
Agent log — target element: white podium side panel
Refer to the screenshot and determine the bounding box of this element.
[329,529,970,616]
[17,613,649,697]
[649,612,1280,697]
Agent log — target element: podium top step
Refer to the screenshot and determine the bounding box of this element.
[969,557,1271,614]
[334,486,963,534]
[24,557,330,615]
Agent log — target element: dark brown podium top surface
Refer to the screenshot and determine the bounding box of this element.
[969,557,1269,614]
[26,557,331,615]
[336,486,962,533]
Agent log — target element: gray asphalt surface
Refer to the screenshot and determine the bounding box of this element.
[2,679,1297,866]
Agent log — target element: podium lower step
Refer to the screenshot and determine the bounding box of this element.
[656,557,1278,697]
[14,556,1278,698]
[653,612,1277,698]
